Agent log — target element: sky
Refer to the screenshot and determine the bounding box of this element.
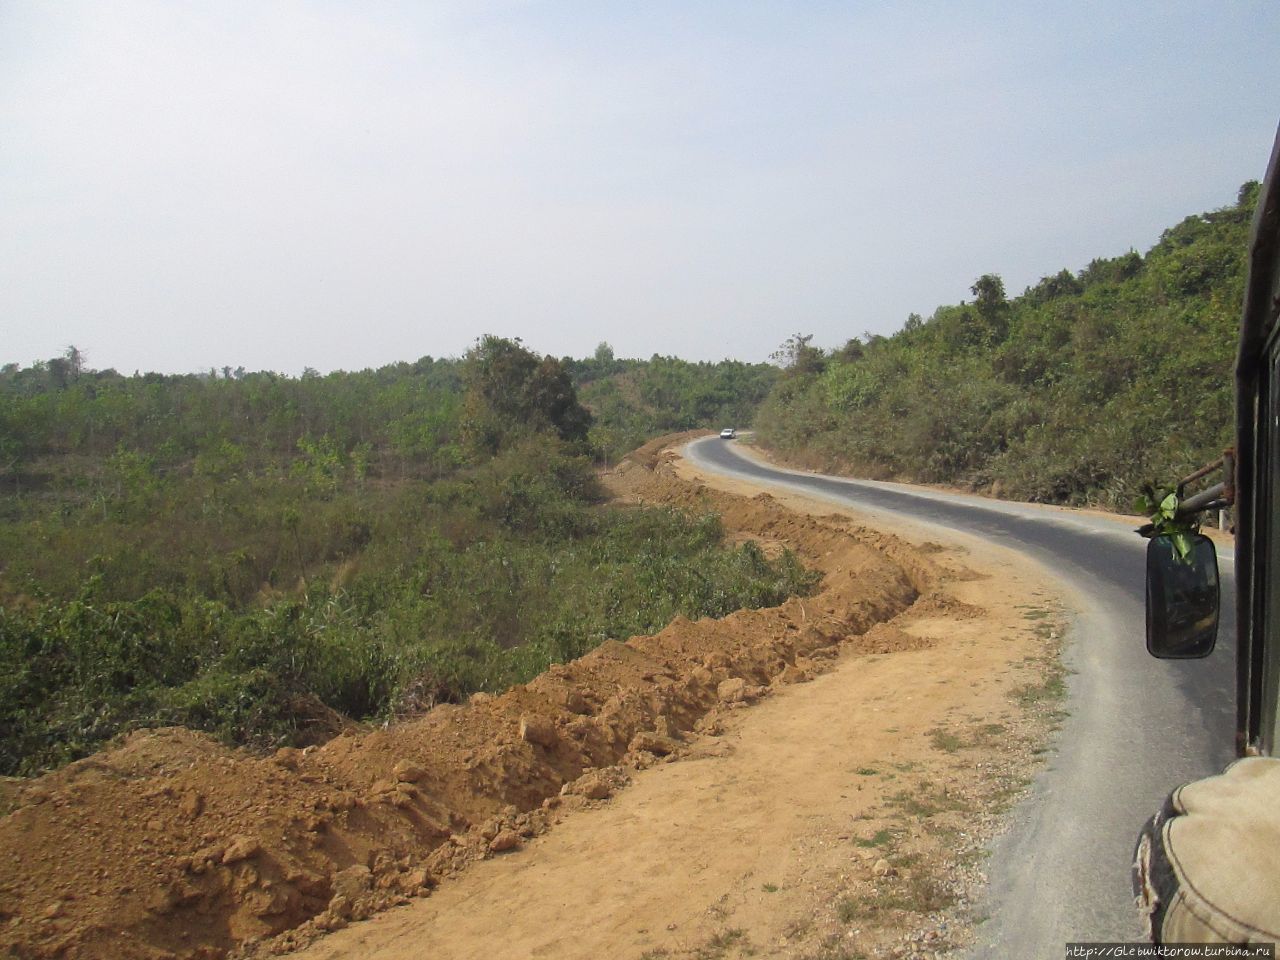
[3,1,1279,375]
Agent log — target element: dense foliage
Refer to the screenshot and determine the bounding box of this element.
[0,338,811,775]
[565,344,777,462]
[756,183,1259,509]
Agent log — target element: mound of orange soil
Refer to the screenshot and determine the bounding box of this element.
[0,437,939,960]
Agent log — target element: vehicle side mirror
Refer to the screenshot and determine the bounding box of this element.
[1145,533,1219,659]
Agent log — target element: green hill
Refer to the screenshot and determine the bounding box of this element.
[564,346,777,462]
[755,182,1259,510]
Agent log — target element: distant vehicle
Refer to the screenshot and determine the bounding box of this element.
[719,428,736,439]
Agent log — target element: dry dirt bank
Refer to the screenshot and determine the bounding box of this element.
[274,439,1068,960]
[0,433,985,960]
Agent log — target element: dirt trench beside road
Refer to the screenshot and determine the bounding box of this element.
[0,436,1065,960]
[281,440,1068,960]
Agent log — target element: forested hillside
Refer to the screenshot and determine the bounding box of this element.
[566,346,776,461]
[755,183,1259,509]
[0,338,808,774]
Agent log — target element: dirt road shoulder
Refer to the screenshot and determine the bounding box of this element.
[281,441,1068,960]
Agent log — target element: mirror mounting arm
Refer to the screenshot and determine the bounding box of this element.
[1173,450,1236,516]
[1136,451,1237,536]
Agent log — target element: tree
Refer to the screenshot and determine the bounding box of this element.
[64,346,86,381]
[970,274,1006,313]
[1027,269,1082,304]
[836,338,865,362]
[770,333,826,376]
[462,336,592,452]
[1238,180,1261,211]
[526,358,593,442]
[970,274,1010,343]
[46,357,71,390]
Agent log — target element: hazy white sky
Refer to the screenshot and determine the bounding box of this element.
[3,1,1278,374]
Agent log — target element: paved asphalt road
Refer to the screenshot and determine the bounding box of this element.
[685,436,1237,958]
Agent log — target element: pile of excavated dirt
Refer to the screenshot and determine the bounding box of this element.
[275,442,1068,960]
[0,434,941,960]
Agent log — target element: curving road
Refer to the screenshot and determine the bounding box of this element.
[685,436,1236,958]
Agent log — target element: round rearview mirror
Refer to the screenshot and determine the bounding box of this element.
[1145,533,1220,659]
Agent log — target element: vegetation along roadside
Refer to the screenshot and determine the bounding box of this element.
[0,337,809,775]
[755,183,1258,510]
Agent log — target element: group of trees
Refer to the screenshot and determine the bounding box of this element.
[565,349,777,461]
[0,340,775,493]
[0,337,808,774]
[755,183,1259,509]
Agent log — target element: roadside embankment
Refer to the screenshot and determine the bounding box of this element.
[280,436,1068,960]
[0,433,944,960]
